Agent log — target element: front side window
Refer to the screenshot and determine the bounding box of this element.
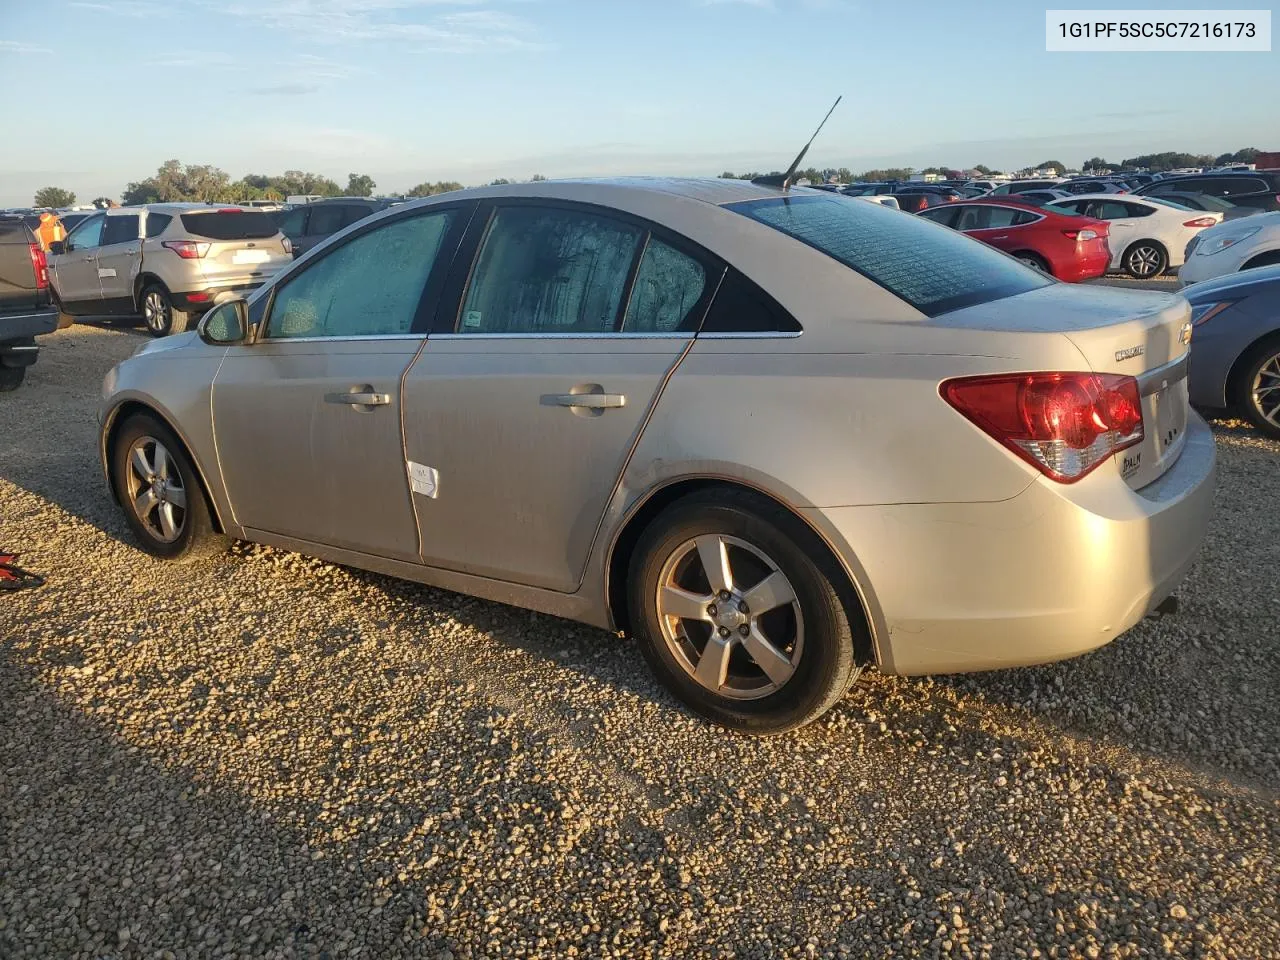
[730,194,1050,317]
[622,238,708,333]
[918,206,960,227]
[266,211,454,339]
[68,214,104,250]
[101,215,140,245]
[458,207,642,334]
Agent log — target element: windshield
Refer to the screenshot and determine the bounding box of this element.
[1143,197,1196,212]
[728,194,1052,316]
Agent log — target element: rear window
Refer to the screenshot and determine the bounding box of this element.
[729,195,1051,316]
[179,211,278,241]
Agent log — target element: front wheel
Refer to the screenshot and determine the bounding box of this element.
[628,490,860,733]
[1236,339,1280,439]
[1123,241,1167,279]
[140,284,192,337]
[110,414,226,561]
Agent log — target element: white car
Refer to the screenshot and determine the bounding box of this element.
[1178,212,1280,285]
[855,195,901,210]
[1046,194,1222,279]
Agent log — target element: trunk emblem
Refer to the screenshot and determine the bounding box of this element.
[1115,345,1145,362]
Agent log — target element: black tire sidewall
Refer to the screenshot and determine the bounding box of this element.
[629,496,853,733]
[0,365,26,391]
[111,415,213,559]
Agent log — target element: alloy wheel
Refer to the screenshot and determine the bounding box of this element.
[124,436,187,543]
[143,291,170,335]
[656,535,804,700]
[1017,256,1045,272]
[1127,245,1162,277]
[1251,351,1280,430]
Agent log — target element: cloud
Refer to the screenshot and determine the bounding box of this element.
[0,40,53,54]
[209,0,547,53]
[248,82,321,96]
[69,0,167,17]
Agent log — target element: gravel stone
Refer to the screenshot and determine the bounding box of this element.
[1,324,1277,959]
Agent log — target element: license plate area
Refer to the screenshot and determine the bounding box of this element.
[232,250,270,264]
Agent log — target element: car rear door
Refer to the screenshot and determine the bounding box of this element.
[401,201,718,592]
[48,213,105,312]
[958,205,1030,254]
[94,212,142,314]
[294,203,348,256]
[212,204,471,562]
[1086,199,1144,265]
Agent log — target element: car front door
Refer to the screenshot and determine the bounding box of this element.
[211,204,471,561]
[964,206,1032,255]
[402,202,718,592]
[49,213,105,313]
[1086,200,1143,266]
[94,212,143,314]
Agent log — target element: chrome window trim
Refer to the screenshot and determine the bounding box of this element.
[430,332,692,341]
[698,331,804,340]
[259,333,427,344]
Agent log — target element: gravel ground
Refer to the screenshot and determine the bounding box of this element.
[2,324,1277,960]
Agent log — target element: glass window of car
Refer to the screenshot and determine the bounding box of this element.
[701,269,801,333]
[305,204,348,236]
[621,238,708,333]
[1143,197,1196,212]
[1219,177,1267,197]
[1120,201,1156,218]
[1092,201,1136,219]
[458,206,642,335]
[266,211,454,339]
[730,194,1050,317]
[144,213,172,238]
[276,206,308,238]
[67,214,105,250]
[1144,181,1179,195]
[101,214,139,246]
[1046,200,1088,216]
[339,204,375,229]
[918,206,961,228]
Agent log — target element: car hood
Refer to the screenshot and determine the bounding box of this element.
[1183,262,1280,302]
[1196,209,1280,241]
[133,331,201,357]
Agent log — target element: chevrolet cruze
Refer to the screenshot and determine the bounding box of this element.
[99,179,1215,732]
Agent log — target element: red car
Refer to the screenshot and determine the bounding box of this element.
[917,198,1111,282]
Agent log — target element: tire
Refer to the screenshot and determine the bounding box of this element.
[1015,252,1050,274]
[1241,252,1280,272]
[1234,337,1280,440]
[628,489,860,733]
[140,284,192,337]
[1123,241,1167,279]
[0,365,26,392]
[110,413,227,561]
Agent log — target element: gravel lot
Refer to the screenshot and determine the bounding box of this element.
[2,324,1277,960]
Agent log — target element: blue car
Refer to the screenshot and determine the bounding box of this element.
[1184,263,1280,437]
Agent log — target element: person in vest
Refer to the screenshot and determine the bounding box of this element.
[36,211,66,252]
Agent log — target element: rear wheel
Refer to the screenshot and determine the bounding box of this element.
[0,365,26,392]
[628,490,861,733]
[141,284,191,337]
[1241,252,1280,271]
[110,414,226,561]
[1015,252,1050,274]
[1123,241,1167,279]
[1235,337,1280,439]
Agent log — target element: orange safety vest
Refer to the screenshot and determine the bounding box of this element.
[37,214,65,251]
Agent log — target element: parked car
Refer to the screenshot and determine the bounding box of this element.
[274,197,399,257]
[1178,212,1280,285]
[892,191,950,212]
[97,179,1214,732]
[0,218,57,391]
[918,197,1110,281]
[56,211,94,231]
[1182,263,1280,437]
[1136,171,1280,213]
[1146,192,1257,222]
[1045,195,1221,279]
[854,195,901,209]
[986,179,1064,196]
[1009,188,1074,206]
[840,182,896,197]
[1059,179,1128,195]
[962,180,998,193]
[47,204,292,336]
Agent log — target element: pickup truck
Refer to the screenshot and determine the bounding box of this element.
[0,218,57,391]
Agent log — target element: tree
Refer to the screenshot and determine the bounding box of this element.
[34,187,75,208]
[1033,160,1067,175]
[489,178,512,186]
[972,164,992,175]
[859,168,913,182]
[530,174,548,182]
[346,173,376,196]
[407,181,464,198]
[1120,151,1214,172]
[835,167,853,183]
[92,196,113,208]
[1214,147,1259,165]
[1082,156,1116,173]
[121,179,161,205]
[269,170,342,198]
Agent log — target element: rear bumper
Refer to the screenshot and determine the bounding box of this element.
[1057,247,1109,283]
[0,308,58,356]
[171,282,266,314]
[808,412,1216,676]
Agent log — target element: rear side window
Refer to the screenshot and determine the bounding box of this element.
[622,238,709,333]
[340,205,375,229]
[276,207,308,237]
[305,205,348,236]
[458,207,642,334]
[102,214,139,245]
[701,269,801,334]
[1121,202,1156,217]
[1221,177,1267,197]
[730,194,1050,316]
[179,211,277,240]
[144,213,171,238]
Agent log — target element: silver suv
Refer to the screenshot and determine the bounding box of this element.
[48,204,292,336]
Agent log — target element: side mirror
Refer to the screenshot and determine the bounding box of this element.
[198,298,250,345]
[49,240,66,256]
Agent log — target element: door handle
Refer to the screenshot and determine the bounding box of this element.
[990,235,1009,240]
[80,256,95,263]
[324,391,391,407]
[546,393,626,409]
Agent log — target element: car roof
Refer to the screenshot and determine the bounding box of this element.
[1055,193,1151,202]
[105,203,266,215]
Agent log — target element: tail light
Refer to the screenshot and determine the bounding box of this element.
[1063,229,1101,241]
[28,243,48,290]
[1183,217,1218,228]
[941,372,1144,483]
[162,240,211,259]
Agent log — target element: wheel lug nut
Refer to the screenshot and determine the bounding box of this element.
[738,624,750,637]
[707,604,717,616]
[738,602,749,615]
[719,590,731,601]
[718,626,730,639]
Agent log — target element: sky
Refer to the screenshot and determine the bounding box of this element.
[0,0,1276,205]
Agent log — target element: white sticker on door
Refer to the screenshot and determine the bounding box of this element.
[463,310,482,329]
[97,268,117,278]
[407,461,439,499]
